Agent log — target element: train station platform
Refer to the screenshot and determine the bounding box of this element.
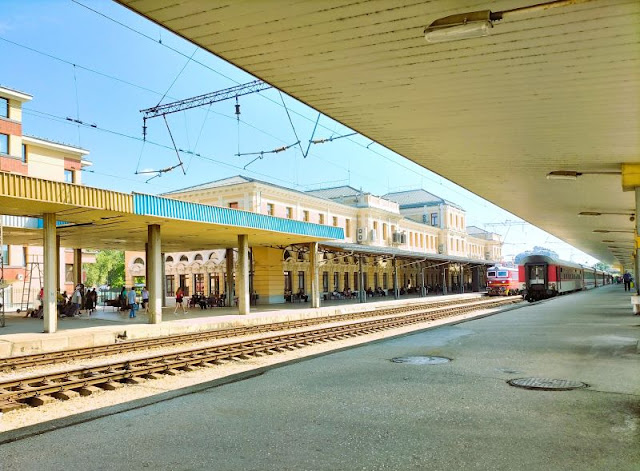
[0,292,480,358]
[1,284,638,469]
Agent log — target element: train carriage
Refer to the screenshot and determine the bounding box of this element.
[519,255,585,302]
[583,267,597,290]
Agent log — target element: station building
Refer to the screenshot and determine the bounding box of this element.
[125,176,502,304]
[0,86,94,308]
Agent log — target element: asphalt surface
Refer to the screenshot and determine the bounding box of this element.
[1,285,638,470]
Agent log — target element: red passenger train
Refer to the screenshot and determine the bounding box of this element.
[519,255,612,302]
[486,266,521,296]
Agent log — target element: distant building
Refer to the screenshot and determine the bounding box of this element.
[0,85,94,308]
[125,176,502,303]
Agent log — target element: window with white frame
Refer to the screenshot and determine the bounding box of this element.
[0,133,8,154]
[0,97,8,119]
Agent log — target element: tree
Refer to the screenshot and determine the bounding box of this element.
[84,250,125,288]
[593,262,610,271]
[514,246,559,265]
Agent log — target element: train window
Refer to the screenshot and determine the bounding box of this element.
[497,271,508,277]
[487,271,496,277]
[528,265,545,284]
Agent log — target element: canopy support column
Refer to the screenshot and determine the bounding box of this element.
[237,235,250,315]
[636,188,640,296]
[55,235,61,293]
[359,255,366,303]
[393,258,399,300]
[147,224,162,324]
[225,248,234,307]
[621,165,640,297]
[442,266,447,295]
[73,249,82,286]
[309,242,320,308]
[161,252,167,307]
[472,266,480,292]
[43,213,57,333]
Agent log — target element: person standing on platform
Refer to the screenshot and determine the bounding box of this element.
[623,272,632,291]
[71,285,83,316]
[141,286,149,312]
[128,287,138,318]
[175,286,187,315]
[90,288,98,314]
[120,286,128,311]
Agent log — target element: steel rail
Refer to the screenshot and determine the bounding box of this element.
[0,296,501,371]
[0,297,520,412]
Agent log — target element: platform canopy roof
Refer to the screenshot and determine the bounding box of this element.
[117,0,639,268]
[0,173,343,251]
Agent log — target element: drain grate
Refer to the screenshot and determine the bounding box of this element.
[391,356,451,365]
[507,377,587,391]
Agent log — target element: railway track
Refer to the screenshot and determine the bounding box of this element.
[1,296,504,372]
[0,297,521,413]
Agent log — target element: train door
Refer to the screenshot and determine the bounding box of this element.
[525,263,547,301]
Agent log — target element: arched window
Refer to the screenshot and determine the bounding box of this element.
[283,250,291,260]
[165,256,174,262]
[180,255,188,262]
[209,253,217,260]
[133,257,144,265]
[194,253,203,261]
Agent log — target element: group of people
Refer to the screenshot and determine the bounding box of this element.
[285,289,309,302]
[27,284,99,319]
[118,286,150,318]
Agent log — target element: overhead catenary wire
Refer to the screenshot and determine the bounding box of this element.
[69,1,478,199]
[72,64,82,146]
[239,141,300,170]
[1,31,469,205]
[5,17,498,212]
[61,4,494,208]
[22,107,299,187]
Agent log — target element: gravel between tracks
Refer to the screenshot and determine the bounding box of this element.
[0,305,508,433]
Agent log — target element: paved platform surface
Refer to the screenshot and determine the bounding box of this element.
[1,285,638,470]
[0,292,476,357]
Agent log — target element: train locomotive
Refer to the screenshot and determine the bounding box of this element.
[519,255,612,302]
[486,265,521,296]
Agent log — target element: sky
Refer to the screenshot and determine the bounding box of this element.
[0,0,600,266]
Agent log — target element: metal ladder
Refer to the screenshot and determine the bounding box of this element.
[19,256,43,313]
[0,216,5,327]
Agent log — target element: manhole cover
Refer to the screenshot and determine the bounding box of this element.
[507,378,587,391]
[391,356,451,365]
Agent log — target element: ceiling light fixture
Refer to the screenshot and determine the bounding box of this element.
[592,229,635,234]
[578,211,635,222]
[547,170,622,181]
[424,0,591,43]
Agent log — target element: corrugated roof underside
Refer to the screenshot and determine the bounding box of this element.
[119,0,640,266]
[133,193,344,239]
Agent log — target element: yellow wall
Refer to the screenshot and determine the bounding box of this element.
[252,246,286,304]
[27,147,67,181]
[8,98,23,122]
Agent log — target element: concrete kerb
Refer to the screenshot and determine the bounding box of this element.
[0,298,526,445]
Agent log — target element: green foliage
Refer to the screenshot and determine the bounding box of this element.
[593,262,610,271]
[84,250,125,288]
[514,246,559,265]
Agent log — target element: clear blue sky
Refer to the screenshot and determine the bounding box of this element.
[0,0,600,265]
